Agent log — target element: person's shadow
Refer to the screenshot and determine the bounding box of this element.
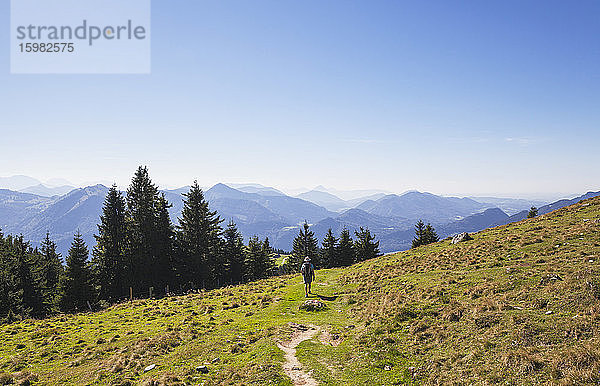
[314,293,338,301]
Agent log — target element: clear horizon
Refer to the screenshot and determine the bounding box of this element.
[1,1,598,200]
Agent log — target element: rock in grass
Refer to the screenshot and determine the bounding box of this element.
[299,300,326,311]
[195,365,209,374]
[144,364,156,372]
[289,322,309,331]
[451,232,473,244]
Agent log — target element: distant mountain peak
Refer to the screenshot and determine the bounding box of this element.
[296,189,347,212]
[210,183,237,192]
[229,183,286,196]
[400,189,421,195]
[399,190,437,198]
[18,183,77,198]
[0,175,42,191]
[66,184,108,198]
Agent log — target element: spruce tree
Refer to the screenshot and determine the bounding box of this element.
[291,222,319,269]
[125,166,176,296]
[126,166,160,294]
[260,237,275,277]
[39,232,62,312]
[60,232,95,313]
[424,224,439,244]
[13,236,44,317]
[320,229,338,268]
[412,220,426,248]
[354,227,381,262]
[0,232,57,318]
[175,181,223,289]
[92,185,127,302]
[527,206,538,218]
[242,236,276,282]
[337,228,355,266]
[243,236,263,281]
[0,232,24,319]
[222,221,245,284]
[412,220,438,248]
[153,193,174,291]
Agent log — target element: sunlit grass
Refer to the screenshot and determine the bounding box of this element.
[1,197,600,384]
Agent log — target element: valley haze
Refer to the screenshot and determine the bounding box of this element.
[1,173,597,258]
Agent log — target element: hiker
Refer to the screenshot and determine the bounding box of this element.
[300,257,315,297]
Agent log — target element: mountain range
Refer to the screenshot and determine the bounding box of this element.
[0,175,77,197]
[2,175,595,258]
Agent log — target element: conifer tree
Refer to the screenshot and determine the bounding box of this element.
[0,232,58,318]
[153,193,174,291]
[243,236,274,281]
[262,237,272,255]
[527,206,538,218]
[320,229,338,268]
[222,221,245,284]
[60,232,95,313]
[412,220,438,248]
[92,185,127,302]
[175,181,223,289]
[337,228,355,267]
[243,236,263,282]
[125,166,160,294]
[39,232,62,312]
[261,237,275,277]
[354,227,381,262]
[412,220,426,248]
[125,166,176,296]
[13,236,44,317]
[423,224,439,245]
[0,232,24,319]
[291,222,319,268]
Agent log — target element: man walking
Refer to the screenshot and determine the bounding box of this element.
[300,257,315,297]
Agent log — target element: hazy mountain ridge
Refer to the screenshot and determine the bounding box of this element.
[468,196,548,216]
[0,175,77,197]
[296,189,349,212]
[0,189,57,231]
[205,183,336,225]
[1,177,595,257]
[2,185,108,257]
[493,191,600,227]
[358,191,490,222]
[228,183,286,196]
[0,175,42,191]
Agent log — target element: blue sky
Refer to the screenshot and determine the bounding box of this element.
[1,0,598,199]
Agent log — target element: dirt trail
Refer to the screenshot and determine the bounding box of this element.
[277,323,320,386]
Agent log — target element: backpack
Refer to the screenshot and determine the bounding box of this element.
[301,262,313,276]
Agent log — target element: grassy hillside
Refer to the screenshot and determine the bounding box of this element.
[1,197,600,385]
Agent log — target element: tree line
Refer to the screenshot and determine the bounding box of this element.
[0,166,382,320]
[0,167,273,319]
[289,222,382,270]
[0,232,63,320]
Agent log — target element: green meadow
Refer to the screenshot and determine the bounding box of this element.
[2,196,600,385]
